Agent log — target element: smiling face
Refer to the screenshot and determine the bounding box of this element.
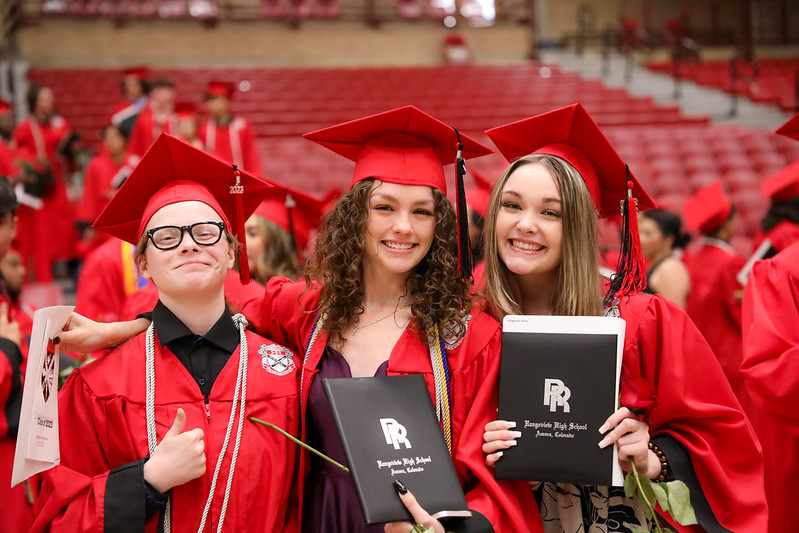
[137,201,234,298]
[495,163,563,284]
[362,181,436,281]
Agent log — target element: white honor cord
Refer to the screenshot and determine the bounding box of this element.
[145,315,250,533]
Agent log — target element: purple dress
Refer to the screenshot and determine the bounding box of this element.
[302,346,389,533]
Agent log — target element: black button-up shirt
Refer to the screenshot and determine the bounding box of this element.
[152,301,240,398]
[105,302,242,530]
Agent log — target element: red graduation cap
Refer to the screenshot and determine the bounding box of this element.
[205,80,236,100]
[762,160,799,201]
[253,184,324,254]
[485,103,655,217]
[683,180,733,234]
[123,66,150,80]
[93,133,273,283]
[174,101,197,119]
[776,112,799,142]
[485,103,655,304]
[0,97,11,114]
[303,105,494,279]
[303,105,492,195]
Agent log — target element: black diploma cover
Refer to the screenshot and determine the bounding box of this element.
[322,374,471,524]
[495,315,625,486]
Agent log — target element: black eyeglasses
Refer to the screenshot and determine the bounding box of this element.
[146,221,226,250]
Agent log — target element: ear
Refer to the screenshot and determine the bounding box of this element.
[137,253,152,281]
[227,240,236,270]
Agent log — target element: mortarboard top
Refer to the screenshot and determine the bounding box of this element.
[253,184,324,253]
[484,103,655,218]
[776,112,799,142]
[123,66,150,80]
[683,179,733,235]
[205,80,236,101]
[93,133,273,282]
[0,97,11,114]
[175,101,197,119]
[302,105,493,196]
[762,160,799,201]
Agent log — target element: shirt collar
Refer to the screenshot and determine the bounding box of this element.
[701,236,736,253]
[152,300,239,354]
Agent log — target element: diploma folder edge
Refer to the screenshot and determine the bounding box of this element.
[322,374,470,524]
[496,314,625,487]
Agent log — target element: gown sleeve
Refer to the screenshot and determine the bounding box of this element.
[449,317,541,533]
[622,295,768,532]
[741,246,799,415]
[32,370,149,532]
[0,338,23,437]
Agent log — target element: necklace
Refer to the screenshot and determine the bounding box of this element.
[351,304,411,336]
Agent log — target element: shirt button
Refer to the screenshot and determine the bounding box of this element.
[198,378,207,386]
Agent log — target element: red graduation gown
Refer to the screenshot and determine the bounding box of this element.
[683,238,753,416]
[200,117,262,176]
[75,238,147,323]
[617,293,767,532]
[741,240,799,533]
[0,139,19,177]
[126,106,175,158]
[0,290,37,532]
[77,152,137,224]
[240,277,538,533]
[32,328,300,532]
[12,116,77,281]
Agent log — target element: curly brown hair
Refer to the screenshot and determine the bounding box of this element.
[305,179,472,345]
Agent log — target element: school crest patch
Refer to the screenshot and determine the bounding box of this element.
[260,344,296,376]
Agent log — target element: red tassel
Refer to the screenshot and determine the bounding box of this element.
[232,166,251,284]
[604,166,647,307]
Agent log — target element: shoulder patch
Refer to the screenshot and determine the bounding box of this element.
[445,312,472,350]
[259,344,296,376]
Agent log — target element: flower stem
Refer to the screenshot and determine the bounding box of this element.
[249,416,350,473]
[630,459,664,533]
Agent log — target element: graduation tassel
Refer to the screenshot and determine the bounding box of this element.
[453,128,473,282]
[604,165,647,307]
[231,165,251,284]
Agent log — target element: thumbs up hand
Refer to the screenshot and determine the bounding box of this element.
[143,408,206,493]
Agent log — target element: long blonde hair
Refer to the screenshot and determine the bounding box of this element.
[251,217,301,284]
[484,155,603,320]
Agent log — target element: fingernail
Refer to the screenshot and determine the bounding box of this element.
[598,423,608,434]
[52,336,60,345]
[510,431,522,438]
[598,437,610,449]
[506,421,516,429]
[393,479,408,494]
[506,440,517,447]
[495,451,503,458]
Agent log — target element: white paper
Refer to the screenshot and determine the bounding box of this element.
[11,305,74,487]
[503,314,627,487]
[736,238,773,286]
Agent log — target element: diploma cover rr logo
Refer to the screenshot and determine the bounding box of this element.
[380,418,412,450]
[544,378,571,413]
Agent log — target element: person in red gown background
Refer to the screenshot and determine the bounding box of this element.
[682,179,753,417]
[12,84,77,282]
[199,80,262,176]
[741,112,799,533]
